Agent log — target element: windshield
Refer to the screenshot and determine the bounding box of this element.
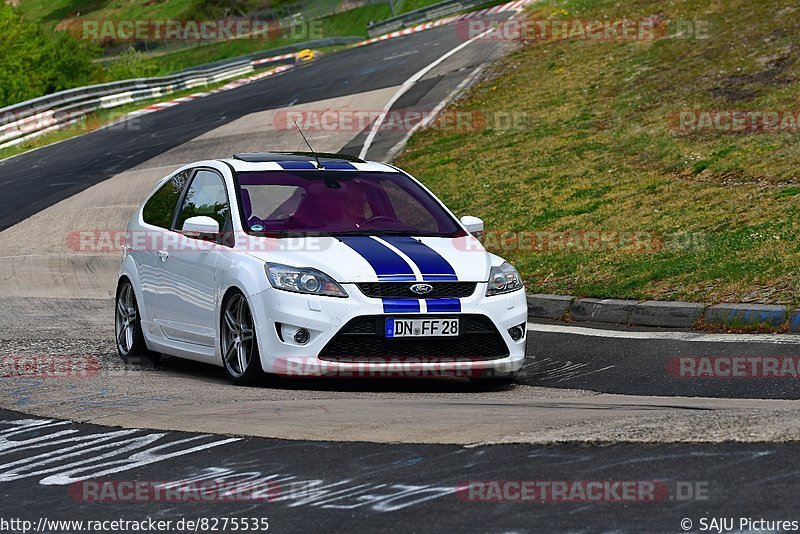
[235,171,464,237]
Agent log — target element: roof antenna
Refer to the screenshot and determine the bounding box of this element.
[294,121,323,170]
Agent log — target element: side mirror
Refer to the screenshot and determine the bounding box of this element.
[460,215,484,236]
[182,216,220,241]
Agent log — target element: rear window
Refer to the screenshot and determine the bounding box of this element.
[142,170,190,228]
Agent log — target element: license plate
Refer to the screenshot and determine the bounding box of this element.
[385,318,459,338]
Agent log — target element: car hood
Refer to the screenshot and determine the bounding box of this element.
[245,234,496,283]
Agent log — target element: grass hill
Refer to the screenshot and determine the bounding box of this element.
[397,0,800,305]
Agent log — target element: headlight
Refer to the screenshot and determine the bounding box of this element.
[485,262,523,296]
[265,263,348,298]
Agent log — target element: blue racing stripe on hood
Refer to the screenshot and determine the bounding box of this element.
[383,299,421,313]
[339,236,416,281]
[380,236,458,281]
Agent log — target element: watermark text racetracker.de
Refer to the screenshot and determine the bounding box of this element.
[67,229,708,255]
[667,356,800,378]
[69,479,281,502]
[457,479,709,502]
[0,110,142,137]
[455,17,710,42]
[465,230,707,254]
[669,110,800,134]
[0,354,100,379]
[273,357,513,379]
[273,109,532,132]
[67,230,334,254]
[74,18,324,42]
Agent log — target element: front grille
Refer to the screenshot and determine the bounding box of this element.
[319,314,508,362]
[356,282,476,299]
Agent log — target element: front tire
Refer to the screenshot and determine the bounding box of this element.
[115,280,159,363]
[220,291,263,386]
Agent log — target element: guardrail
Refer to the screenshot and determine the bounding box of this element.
[0,36,361,151]
[367,0,489,36]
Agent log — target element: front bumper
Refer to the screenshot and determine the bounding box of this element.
[247,282,528,377]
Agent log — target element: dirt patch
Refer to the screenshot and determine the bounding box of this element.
[711,51,796,102]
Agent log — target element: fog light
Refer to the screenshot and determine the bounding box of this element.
[294,328,310,345]
[508,325,524,341]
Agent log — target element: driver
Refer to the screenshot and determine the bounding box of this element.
[340,185,369,228]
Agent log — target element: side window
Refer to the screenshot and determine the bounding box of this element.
[142,171,190,229]
[174,170,230,231]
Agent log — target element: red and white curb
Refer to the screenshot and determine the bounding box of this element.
[353,0,534,47]
[252,52,298,66]
[118,0,535,125]
[118,64,294,122]
[2,0,534,154]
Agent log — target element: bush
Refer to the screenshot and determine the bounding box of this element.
[184,0,298,19]
[0,3,97,107]
[103,48,159,81]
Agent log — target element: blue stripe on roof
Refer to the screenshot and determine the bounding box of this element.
[321,160,357,170]
[278,160,317,170]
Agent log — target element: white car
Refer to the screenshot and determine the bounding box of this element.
[116,152,528,385]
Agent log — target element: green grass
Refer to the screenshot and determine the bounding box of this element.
[396,0,800,305]
[14,0,456,80]
[16,0,197,29]
[145,4,394,76]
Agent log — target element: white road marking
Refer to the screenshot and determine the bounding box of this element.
[527,322,800,345]
[384,64,486,162]
[0,418,239,485]
[382,49,419,61]
[358,25,496,160]
[168,466,457,512]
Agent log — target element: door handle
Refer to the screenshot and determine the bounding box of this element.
[157,250,170,262]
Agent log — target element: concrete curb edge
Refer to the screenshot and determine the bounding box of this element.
[526,294,799,332]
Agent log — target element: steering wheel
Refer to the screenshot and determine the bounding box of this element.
[360,215,397,226]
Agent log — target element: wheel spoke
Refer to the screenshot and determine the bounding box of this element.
[125,326,133,352]
[240,328,253,343]
[117,298,126,317]
[237,297,245,325]
[224,341,237,365]
[237,344,247,374]
[224,310,238,333]
[117,325,127,346]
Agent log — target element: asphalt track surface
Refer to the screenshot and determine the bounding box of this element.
[524,321,800,400]
[2,409,799,534]
[0,18,506,231]
[2,8,800,534]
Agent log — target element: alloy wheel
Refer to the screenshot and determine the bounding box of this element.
[221,293,255,378]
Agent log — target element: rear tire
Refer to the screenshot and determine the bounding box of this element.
[115,280,160,364]
[220,291,263,386]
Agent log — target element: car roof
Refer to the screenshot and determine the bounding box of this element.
[219,152,398,173]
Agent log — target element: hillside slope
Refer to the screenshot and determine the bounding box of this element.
[398,0,800,305]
